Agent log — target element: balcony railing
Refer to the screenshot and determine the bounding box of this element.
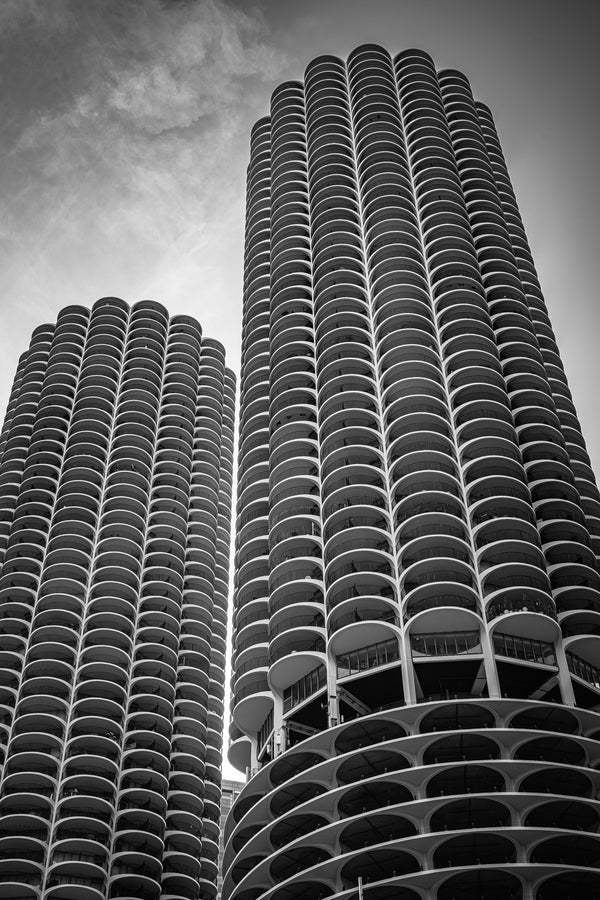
[486,595,557,621]
[567,651,600,690]
[270,613,324,637]
[411,630,481,658]
[269,637,325,664]
[493,631,556,666]
[405,594,479,619]
[336,637,400,679]
[283,664,326,713]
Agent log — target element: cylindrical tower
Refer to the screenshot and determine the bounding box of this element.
[0,298,235,900]
[226,45,600,900]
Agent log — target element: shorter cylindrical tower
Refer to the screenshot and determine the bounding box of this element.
[0,298,235,900]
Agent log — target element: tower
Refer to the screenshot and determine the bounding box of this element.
[0,298,235,900]
[225,45,600,900]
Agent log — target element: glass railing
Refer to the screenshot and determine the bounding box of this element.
[234,677,269,705]
[479,551,543,569]
[475,527,538,548]
[270,588,324,615]
[272,522,321,544]
[396,501,464,524]
[396,479,460,501]
[403,546,470,566]
[484,573,549,593]
[486,595,557,621]
[328,537,392,558]
[326,493,387,515]
[283,664,326,713]
[323,454,382,475]
[562,623,600,638]
[328,584,395,606]
[405,594,479,619]
[411,630,481,657]
[271,502,320,526]
[469,484,529,503]
[270,613,324,637]
[329,607,399,633]
[270,567,322,591]
[336,637,400,678]
[404,569,473,591]
[493,631,556,666]
[392,459,457,477]
[326,559,393,588]
[271,482,319,506]
[326,514,388,541]
[567,651,600,690]
[272,546,322,564]
[257,709,274,756]
[235,656,268,677]
[398,521,465,545]
[323,432,381,453]
[270,638,325,663]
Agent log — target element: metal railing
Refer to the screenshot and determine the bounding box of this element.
[336,637,400,678]
[411,630,481,657]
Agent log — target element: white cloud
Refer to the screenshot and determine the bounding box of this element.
[0,0,288,397]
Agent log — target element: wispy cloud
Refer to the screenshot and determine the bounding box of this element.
[0,0,287,392]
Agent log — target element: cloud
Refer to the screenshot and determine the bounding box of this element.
[0,0,287,399]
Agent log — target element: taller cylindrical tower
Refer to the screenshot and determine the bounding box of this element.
[0,298,235,900]
[226,45,600,900]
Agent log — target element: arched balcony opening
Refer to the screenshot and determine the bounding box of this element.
[270,813,329,850]
[426,764,505,798]
[525,799,599,831]
[335,719,406,754]
[337,748,410,785]
[340,812,417,852]
[270,781,327,818]
[519,766,592,798]
[422,733,500,765]
[271,881,333,900]
[486,590,557,624]
[531,834,600,867]
[231,819,267,854]
[340,847,420,889]
[327,595,398,635]
[345,887,420,900]
[437,870,522,900]
[514,736,585,766]
[270,846,332,882]
[536,872,600,900]
[430,797,511,832]
[508,706,578,734]
[327,571,395,612]
[433,832,516,868]
[232,793,263,826]
[108,874,160,899]
[271,751,326,788]
[418,703,495,734]
[560,610,600,640]
[338,781,413,817]
[404,583,480,622]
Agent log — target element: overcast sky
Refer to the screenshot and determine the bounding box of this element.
[1,0,599,777]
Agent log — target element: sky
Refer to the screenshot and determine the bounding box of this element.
[1,0,599,778]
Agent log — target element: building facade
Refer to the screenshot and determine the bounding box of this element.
[225,45,600,900]
[217,780,244,900]
[0,298,235,900]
